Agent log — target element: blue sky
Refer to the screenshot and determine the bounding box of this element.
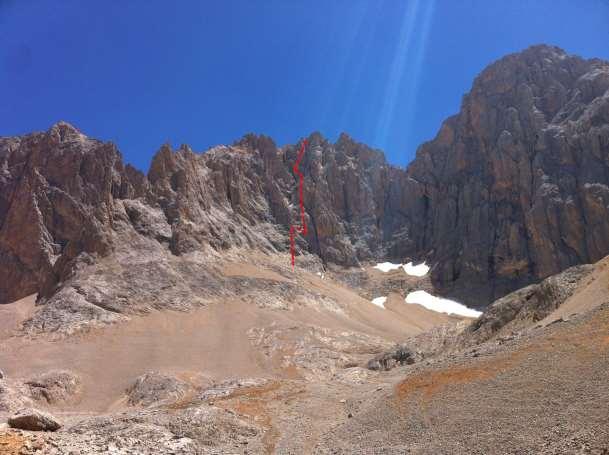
[2,1,609,170]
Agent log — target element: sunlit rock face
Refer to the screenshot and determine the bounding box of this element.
[0,45,608,308]
[405,45,609,305]
[0,122,146,304]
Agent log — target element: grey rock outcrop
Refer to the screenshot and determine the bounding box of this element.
[126,372,197,407]
[464,263,594,344]
[25,370,81,404]
[0,379,34,414]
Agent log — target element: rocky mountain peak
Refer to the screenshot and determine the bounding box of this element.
[233,133,277,152]
[47,121,86,144]
[405,45,609,304]
[0,45,608,308]
[304,131,328,147]
[148,143,180,184]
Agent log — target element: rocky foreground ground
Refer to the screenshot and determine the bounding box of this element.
[0,254,608,454]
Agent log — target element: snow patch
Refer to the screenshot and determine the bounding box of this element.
[403,262,429,277]
[371,296,387,308]
[373,261,429,277]
[405,290,481,318]
[373,262,403,272]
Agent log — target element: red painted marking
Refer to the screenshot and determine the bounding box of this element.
[290,139,307,270]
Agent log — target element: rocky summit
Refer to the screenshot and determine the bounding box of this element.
[1,45,608,314]
[0,44,608,454]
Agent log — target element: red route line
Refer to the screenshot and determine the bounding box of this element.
[290,139,308,270]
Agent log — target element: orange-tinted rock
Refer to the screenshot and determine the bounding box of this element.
[405,45,609,305]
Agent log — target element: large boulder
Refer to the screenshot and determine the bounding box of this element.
[8,408,61,431]
[366,345,416,371]
[126,371,199,407]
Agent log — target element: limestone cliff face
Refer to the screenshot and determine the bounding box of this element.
[145,132,400,266]
[0,122,145,304]
[408,45,609,303]
[0,45,608,308]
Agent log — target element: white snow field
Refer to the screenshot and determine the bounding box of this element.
[373,262,403,272]
[373,261,430,276]
[371,296,387,308]
[403,262,430,276]
[405,290,481,318]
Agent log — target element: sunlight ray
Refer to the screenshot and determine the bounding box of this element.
[375,0,436,151]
